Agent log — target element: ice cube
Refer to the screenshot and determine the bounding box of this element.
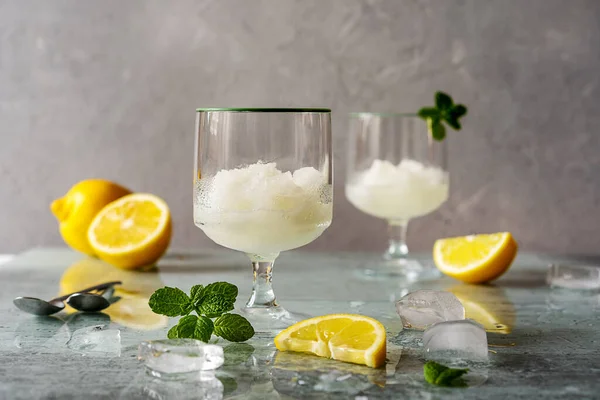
[396,290,465,329]
[67,325,121,357]
[547,264,600,290]
[423,319,489,362]
[138,339,224,378]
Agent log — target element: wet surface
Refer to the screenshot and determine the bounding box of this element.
[0,249,599,399]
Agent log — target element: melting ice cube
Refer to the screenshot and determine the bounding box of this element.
[67,325,121,357]
[546,264,600,290]
[423,319,488,362]
[396,290,465,329]
[138,339,224,378]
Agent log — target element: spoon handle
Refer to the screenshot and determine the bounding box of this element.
[49,281,122,302]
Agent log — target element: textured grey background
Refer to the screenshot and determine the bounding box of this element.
[1,0,599,255]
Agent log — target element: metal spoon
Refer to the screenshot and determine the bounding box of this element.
[13,281,121,316]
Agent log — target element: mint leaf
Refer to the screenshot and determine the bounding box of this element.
[435,91,453,110]
[424,361,447,384]
[451,104,467,118]
[214,313,255,342]
[201,282,238,303]
[148,287,192,317]
[424,361,469,387]
[167,325,179,339]
[445,117,462,130]
[196,294,235,318]
[431,120,446,141]
[190,284,204,303]
[436,367,469,386]
[417,107,439,119]
[176,315,214,342]
[445,104,467,131]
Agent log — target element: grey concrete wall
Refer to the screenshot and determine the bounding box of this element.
[1,0,599,255]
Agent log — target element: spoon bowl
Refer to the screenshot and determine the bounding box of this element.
[67,293,111,313]
[13,297,65,316]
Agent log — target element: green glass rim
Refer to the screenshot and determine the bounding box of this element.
[196,107,331,113]
[350,112,419,117]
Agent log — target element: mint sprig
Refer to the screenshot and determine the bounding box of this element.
[417,91,468,141]
[424,361,469,387]
[149,282,254,343]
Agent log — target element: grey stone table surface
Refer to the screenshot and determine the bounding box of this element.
[0,248,599,399]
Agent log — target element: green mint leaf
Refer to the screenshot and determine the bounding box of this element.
[451,104,467,118]
[449,377,468,388]
[196,294,235,318]
[444,104,467,131]
[190,284,204,303]
[201,282,238,303]
[424,361,448,384]
[214,313,255,342]
[176,315,214,342]
[445,117,461,130]
[417,107,439,119]
[148,287,192,317]
[435,367,469,386]
[424,361,469,387]
[435,91,453,110]
[167,325,179,339]
[430,120,446,141]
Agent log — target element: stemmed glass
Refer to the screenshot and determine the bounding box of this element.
[194,108,333,330]
[345,113,448,280]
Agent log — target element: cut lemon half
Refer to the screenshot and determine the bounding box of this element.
[274,314,386,368]
[87,193,172,269]
[433,232,518,284]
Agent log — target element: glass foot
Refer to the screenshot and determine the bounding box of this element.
[239,306,311,333]
[358,257,442,282]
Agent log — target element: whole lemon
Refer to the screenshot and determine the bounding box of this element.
[50,179,131,255]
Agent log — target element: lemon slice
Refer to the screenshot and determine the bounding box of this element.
[433,232,518,284]
[274,314,386,368]
[87,193,172,269]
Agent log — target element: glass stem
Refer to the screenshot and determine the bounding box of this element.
[386,220,409,260]
[246,256,279,308]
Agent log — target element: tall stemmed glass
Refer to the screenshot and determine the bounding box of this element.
[345,113,448,280]
[194,108,332,330]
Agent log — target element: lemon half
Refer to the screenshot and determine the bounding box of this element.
[87,193,171,269]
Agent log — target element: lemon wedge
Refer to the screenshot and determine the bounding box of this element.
[87,193,171,269]
[433,232,518,284]
[274,314,386,368]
